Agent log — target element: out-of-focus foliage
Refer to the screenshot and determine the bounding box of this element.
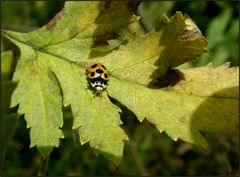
[1,1,64,30]
[1,1,239,176]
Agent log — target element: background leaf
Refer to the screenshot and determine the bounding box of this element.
[1,50,18,164]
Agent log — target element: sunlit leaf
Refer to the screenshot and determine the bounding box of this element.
[2,1,238,164]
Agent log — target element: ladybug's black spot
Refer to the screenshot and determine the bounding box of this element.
[104,73,108,78]
[90,72,95,77]
[91,64,98,68]
[101,64,107,70]
[96,69,103,74]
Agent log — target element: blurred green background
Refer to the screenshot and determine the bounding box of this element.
[1,1,239,176]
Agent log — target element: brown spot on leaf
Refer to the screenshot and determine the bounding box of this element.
[179,117,186,124]
[27,56,36,65]
[46,8,66,31]
[25,56,38,75]
[178,29,202,41]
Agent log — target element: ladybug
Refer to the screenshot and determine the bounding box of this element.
[86,63,109,95]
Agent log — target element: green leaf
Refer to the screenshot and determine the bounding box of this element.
[108,63,238,148]
[51,59,128,165]
[91,12,207,86]
[7,40,64,157]
[2,1,238,164]
[172,63,238,99]
[2,1,138,163]
[4,1,140,60]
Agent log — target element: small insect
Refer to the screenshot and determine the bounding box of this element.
[86,63,109,95]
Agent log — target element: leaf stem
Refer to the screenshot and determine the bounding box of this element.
[38,156,50,176]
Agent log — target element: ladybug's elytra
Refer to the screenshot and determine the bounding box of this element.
[86,63,109,95]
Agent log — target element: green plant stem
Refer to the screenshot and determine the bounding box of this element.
[38,156,50,176]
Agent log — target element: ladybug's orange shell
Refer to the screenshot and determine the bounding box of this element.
[86,63,109,81]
